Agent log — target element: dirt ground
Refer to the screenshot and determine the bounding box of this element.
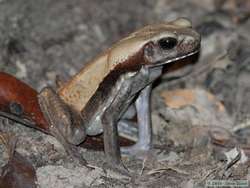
[0,0,250,187]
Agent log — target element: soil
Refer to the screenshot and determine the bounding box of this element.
[0,0,250,187]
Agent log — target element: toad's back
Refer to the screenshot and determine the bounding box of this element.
[58,52,110,112]
[58,29,149,112]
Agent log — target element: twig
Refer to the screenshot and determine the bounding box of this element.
[147,165,189,176]
[140,158,146,176]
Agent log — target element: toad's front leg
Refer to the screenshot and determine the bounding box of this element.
[121,84,153,156]
[38,87,87,165]
[102,90,133,171]
[101,67,155,172]
[121,66,162,156]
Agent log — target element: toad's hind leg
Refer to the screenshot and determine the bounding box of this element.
[38,87,87,165]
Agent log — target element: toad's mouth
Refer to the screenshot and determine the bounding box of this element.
[147,49,200,67]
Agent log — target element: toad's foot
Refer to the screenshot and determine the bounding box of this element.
[102,161,131,177]
[119,119,151,158]
[50,125,87,166]
[121,142,152,160]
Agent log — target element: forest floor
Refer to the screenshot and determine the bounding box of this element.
[0,0,250,187]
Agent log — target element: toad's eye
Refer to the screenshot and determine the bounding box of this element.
[158,37,177,50]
